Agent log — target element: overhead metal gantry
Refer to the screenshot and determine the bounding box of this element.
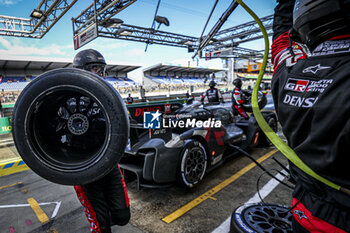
[98,24,198,49]
[0,0,77,38]
[72,0,136,37]
[204,47,266,60]
[0,0,272,61]
[71,0,198,49]
[73,0,271,58]
[205,15,274,51]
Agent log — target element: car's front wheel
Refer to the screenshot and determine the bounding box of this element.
[177,139,207,188]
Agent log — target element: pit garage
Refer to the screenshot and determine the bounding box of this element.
[0,63,292,232]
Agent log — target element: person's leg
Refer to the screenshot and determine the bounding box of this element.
[105,165,130,226]
[234,105,249,119]
[74,185,107,233]
[75,181,112,233]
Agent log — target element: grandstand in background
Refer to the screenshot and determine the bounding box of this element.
[0,57,140,103]
[143,63,226,89]
[0,58,233,104]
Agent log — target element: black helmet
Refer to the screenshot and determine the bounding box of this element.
[209,80,216,88]
[233,78,242,88]
[293,0,350,51]
[73,49,107,76]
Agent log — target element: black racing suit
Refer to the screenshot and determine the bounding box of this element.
[126,96,134,104]
[73,102,130,233]
[272,1,350,232]
[74,166,130,233]
[201,87,223,103]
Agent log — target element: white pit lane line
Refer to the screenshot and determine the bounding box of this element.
[0,201,62,218]
[211,167,289,233]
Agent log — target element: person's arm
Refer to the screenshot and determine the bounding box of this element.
[271,0,307,71]
[272,0,295,42]
[201,90,207,103]
[233,89,244,105]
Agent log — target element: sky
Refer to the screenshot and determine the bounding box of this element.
[0,0,277,80]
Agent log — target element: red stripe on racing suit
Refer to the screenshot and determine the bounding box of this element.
[271,31,307,73]
[234,105,249,119]
[292,198,346,233]
[118,164,130,208]
[74,166,130,233]
[232,88,249,119]
[74,185,101,233]
[233,88,244,105]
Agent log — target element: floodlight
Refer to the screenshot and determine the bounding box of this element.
[180,40,194,45]
[115,29,132,36]
[102,18,124,28]
[30,9,44,19]
[155,16,169,26]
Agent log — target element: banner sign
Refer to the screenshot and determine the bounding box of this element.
[0,117,12,134]
[73,24,98,50]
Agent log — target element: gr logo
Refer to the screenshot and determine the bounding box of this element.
[284,78,309,92]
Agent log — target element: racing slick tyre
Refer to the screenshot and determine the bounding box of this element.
[230,203,293,233]
[177,139,207,189]
[12,68,129,185]
[242,91,267,112]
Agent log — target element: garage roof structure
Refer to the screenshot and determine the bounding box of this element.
[0,57,140,77]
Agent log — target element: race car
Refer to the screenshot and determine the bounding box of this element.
[120,93,277,189]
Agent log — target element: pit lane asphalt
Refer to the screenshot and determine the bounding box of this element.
[0,144,292,233]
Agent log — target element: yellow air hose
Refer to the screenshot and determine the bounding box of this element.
[235,0,350,196]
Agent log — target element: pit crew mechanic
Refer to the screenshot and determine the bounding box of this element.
[272,0,350,232]
[201,80,224,103]
[72,49,130,233]
[126,93,134,104]
[231,78,249,119]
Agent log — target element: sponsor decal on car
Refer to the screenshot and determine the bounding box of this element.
[135,106,162,117]
[164,104,171,114]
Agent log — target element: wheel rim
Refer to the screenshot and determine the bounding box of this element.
[236,203,293,233]
[26,87,110,172]
[183,146,206,184]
